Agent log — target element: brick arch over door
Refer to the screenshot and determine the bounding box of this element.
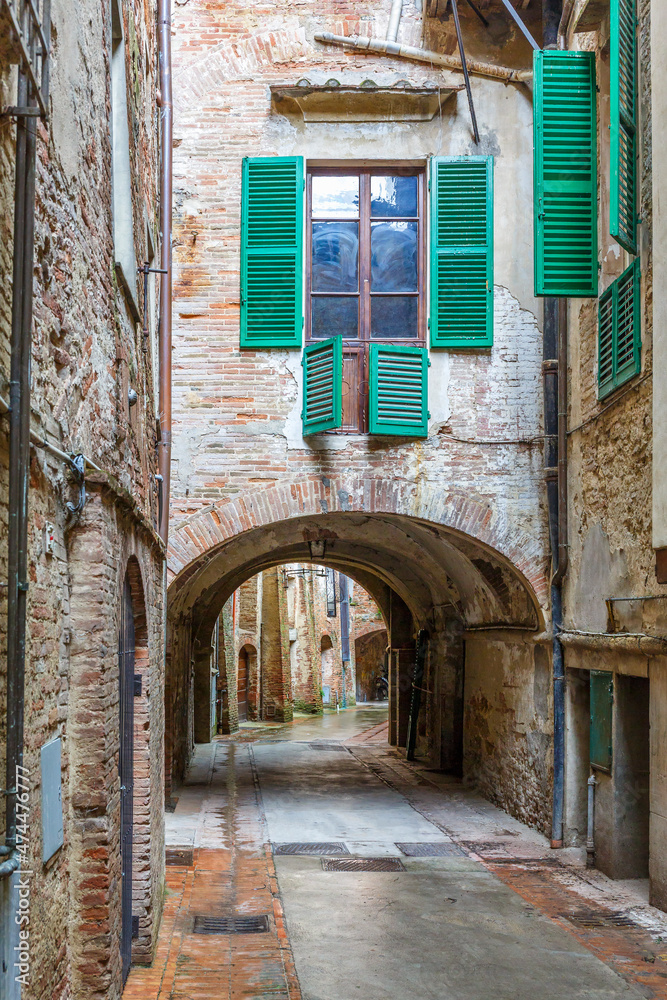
[167,477,549,624]
[123,556,153,965]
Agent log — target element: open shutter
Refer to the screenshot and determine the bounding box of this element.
[430,156,493,348]
[610,0,638,254]
[598,259,641,399]
[302,337,342,435]
[240,156,303,348]
[369,344,429,437]
[534,51,598,297]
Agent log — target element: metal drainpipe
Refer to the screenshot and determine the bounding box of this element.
[387,0,403,41]
[1,72,36,880]
[540,0,567,853]
[157,0,173,545]
[586,772,597,867]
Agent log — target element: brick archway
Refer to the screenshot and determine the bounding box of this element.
[168,477,549,612]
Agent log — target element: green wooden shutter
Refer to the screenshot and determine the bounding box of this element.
[430,156,493,348]
[590,670,613,772]
[598,259,641,399]
[369,344,429,437]
[534,51,598,297]
[240,156,304,348]
[302,337,342,435]
[610,0,638,254]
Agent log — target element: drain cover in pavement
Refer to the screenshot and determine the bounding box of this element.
[165,848,194,866]
[396,842,466,857]
[193,914,270,934]
[561,910,637,929]
[321,858,406,872]
[307,743,349,751]
[274,842,350,856]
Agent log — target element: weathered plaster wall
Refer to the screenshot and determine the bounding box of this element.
[463,637,553,834]
[169,0,546,551]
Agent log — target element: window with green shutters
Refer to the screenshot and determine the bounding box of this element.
[610,0,638,254]
[590,671,613,772]
[302,338,342,435]
[598,259,641,399]
[240,156,304,349]
[368,344,429,438]
[534,51,598,298]
[430,156,493,348]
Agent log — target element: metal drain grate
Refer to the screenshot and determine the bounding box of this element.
[193,914,270,935]
[274,842,350,856]
[561,910,637,929]
[396,842,466,857]
[321,857,406,872]
[307,743,349,751]
[165,848,193,866]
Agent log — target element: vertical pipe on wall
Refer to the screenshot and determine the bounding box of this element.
[157,0,173,544]
[387,0,403,41]
[541,0,567,853]
[542,0,562,48]
[1,72,36,881]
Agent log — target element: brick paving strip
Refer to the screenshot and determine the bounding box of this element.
[484,862,667,999]
[123,742,302,1000]
[352,746,667,1000]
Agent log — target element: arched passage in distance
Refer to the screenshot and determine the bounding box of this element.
[165,484,553,833]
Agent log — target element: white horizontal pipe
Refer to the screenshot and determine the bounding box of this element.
[314,32,533,84]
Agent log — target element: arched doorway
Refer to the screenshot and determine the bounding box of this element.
[238,646,249,722]
[118,573,135,984]
[321,634,334,705]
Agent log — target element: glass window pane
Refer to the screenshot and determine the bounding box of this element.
[312,296,359,339]
[371,296,418,338]
[371,222,418,292]
[371,175,418,217]
[312,222,359,292]
[312,176,359,218]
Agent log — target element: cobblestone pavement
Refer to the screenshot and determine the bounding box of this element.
[124,705,667,999]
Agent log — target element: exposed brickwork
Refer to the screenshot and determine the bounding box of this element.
[0,0,165,991]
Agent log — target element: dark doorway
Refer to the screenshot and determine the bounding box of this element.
[118,574,135,983]
[238,648,248,722]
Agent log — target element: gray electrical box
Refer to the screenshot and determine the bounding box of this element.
[41,738,64,863]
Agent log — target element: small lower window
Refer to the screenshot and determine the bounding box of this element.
[598,259,641,399]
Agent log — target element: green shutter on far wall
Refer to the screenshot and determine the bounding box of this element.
[590,670,613,772]
[430,156,493,348]
[598,259,641,399]
[534,51,598,297]
[369,344,429,437]
[611,0,638,254]
[302,337,342,435]
[240,156,304,348]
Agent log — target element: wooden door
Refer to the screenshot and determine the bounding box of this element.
[118,575,135,984]
[237,650,248,722]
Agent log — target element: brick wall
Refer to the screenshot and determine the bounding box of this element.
[0,0,164,992]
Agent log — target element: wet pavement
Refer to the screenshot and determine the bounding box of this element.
[124,705,667,1000]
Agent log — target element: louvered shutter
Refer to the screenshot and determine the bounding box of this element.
[430,156,493,348]
[240,156,304,348]
[302,337,342,435]
[611,0,638,254]
[598,259,641,399]
[534,51,598,297]
[369,344,429,437]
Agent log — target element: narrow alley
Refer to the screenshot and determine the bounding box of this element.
[126,705,667,1000]
[4,0,667,998]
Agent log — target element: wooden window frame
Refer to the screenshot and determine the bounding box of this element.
[306,165,426,433]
